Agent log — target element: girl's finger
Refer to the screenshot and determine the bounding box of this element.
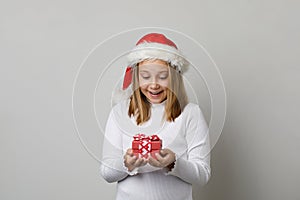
[127,155,137,165]
[126,149,133,156]
[134,158,143,166]
[155,153,166,164]
[148,156,161,167]
[160,149,168,157]
[140,158,148,166]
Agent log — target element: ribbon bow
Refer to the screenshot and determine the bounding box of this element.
[133,133,160,141]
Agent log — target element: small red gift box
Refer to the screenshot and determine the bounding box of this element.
[132,133,162,159]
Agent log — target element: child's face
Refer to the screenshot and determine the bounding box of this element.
[138,60,170,104]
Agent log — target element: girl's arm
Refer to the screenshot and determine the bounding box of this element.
[166,105,211,186]
[99,110,128,183]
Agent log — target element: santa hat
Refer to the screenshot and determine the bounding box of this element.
[122,33,187,90]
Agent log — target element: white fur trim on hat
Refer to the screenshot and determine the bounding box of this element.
[127,42,188,72]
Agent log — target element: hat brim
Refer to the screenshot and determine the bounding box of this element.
[127,42,188,72]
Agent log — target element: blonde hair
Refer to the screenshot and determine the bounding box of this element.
[128,60,188,125]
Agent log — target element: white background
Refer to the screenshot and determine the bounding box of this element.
[1,0,300,200]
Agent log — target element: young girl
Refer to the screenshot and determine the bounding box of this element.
[100,33,211,200]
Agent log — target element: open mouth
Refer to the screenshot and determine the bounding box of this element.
[148,90,163,96]
[149,91,162,95]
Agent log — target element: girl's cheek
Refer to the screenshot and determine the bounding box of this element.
[139,80,149,88]
[158,80,169,88]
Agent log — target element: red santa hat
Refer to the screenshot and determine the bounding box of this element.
[122,33,187,90]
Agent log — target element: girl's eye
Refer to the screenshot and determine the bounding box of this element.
[142,76,150,80]
[159,76,168,80]
[159,74,169,79]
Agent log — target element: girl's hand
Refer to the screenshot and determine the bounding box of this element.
[124,148,147,172]
[148,148,176,169]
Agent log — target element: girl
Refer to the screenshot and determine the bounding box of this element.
[100,33,211,200]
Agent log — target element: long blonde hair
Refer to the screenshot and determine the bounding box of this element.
[128,60,188,125]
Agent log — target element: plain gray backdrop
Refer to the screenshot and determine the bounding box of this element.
[1,0,300,200]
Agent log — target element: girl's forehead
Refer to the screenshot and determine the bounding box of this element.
[138,63,169,73]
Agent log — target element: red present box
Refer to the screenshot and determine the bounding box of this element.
[132,134,162,159]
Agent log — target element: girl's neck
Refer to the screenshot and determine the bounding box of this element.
[150,99,166,108]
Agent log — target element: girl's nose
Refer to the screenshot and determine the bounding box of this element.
[149,81,160,89]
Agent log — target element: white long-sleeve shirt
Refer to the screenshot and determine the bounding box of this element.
[100,99,211,200]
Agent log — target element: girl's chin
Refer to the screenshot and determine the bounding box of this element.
[146,93,166,104]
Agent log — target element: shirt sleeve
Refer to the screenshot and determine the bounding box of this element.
[166,105,211,186]
[99,109,130,183]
